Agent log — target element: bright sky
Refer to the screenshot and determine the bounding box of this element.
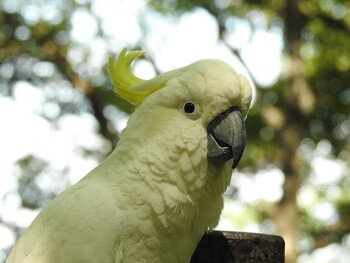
[0,0,348,262]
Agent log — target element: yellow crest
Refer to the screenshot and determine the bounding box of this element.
[108,48,166,106]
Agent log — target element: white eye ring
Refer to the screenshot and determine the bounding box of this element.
[183,101,196,114]
[182,100,201,119]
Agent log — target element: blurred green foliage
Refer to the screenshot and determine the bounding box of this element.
[0,0,349,262]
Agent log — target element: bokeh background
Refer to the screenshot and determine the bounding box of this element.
[0,0,349,262]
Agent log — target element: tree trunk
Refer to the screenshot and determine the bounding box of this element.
[272,2,315,262]
[274,123,302,263]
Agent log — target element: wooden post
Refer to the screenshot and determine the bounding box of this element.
[191,231,285,263]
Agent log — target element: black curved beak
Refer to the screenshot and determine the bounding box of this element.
[207,107,246,169]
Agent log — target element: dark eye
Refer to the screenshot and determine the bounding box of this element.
[183,101,196,114]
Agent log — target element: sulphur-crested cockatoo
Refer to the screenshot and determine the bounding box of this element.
[6,48,252,263]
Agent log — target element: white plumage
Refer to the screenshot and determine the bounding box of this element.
[7,50,252,263]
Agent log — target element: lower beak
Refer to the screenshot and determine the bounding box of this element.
[207,107,246,169]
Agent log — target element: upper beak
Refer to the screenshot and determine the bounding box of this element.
[207,107,246,169]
